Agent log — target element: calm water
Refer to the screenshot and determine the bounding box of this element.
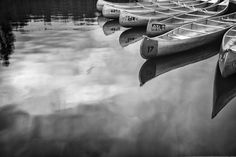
[1,0,236,156]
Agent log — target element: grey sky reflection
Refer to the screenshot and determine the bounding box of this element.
[0,20,236,156]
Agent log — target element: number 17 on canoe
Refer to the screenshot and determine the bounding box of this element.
[140,37,158,59]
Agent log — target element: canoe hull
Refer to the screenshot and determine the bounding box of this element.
[119,11,169,27]
[146,19,175,37]
[102,5,155,19]
[102,5,121,18]
[140,28,229,59]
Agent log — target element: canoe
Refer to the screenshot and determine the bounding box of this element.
[119,8,189,27]
[140,11,236,59]
[118,0,219,27]
[119,27,147,47]
[102,0,213,19]
[218,25,236,77]
[146,0,228,36]
[96,0,199,11]
[97,0,165,11]
[102,19,126,35]
[102,0,212,18]
[139,40,220,86]
[212,62,236,118]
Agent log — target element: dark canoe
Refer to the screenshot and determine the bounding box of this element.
[139,39,221,86]
[212,62,236,118]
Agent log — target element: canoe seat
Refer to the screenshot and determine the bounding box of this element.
[183,13,206,17]
[174,16,196,20]
[206,20,232,29]
[167,33,191,39]
[171,28,204,38]
[208,20,233,28]
[221,17,236,23]
[195,22,224,28]
[180,27,207,34]
[225,35,236,38]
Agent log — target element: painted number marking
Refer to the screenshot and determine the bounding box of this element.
[125,16,137,22]
[151,24,166,31]
[147,46,154,54]
[110,9,119,13]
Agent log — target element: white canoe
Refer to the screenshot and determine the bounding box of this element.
[140,12,236,59]
[118,0,218,27]
[102,0,212,18]
[146,0,228,36]
[139,40,220,86]
[96,0,198,11]
[218,25,236,77]
[119,8,190,27]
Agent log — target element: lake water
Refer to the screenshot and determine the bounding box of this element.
[1,0,236,156]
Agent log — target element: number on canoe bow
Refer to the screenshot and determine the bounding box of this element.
[151,23,166,31]
[147,46,154,54]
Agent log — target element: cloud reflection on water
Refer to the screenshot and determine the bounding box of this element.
[0,16,236,157]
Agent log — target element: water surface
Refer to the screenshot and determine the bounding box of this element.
[1,0,236,156]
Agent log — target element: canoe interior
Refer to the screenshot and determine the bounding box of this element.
[171,6,192,11]
[188,10,214,16]
[122,6,147,10]
[158,3,184,7]
[160,9,214,25]
[162,17,194,24]
[134,10,182,17]
[156,9,185,14]
[180,0,206,5]
[149,3,226,24]
[178,13,206,19]
[160,19,231,40]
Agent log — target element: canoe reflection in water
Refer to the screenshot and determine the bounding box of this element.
[119,27,146,47]
[0,21,15,66]
[102,19,125,36]
[0,104,125,157]
[218,25,236,77]
[212,62,236,118]
[139,40,221,86]
[97,16,111,27]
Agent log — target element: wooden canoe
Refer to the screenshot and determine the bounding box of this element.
[119,27,147,47]
[96,0,200,11]
[139,40,220,86]
[102,0,210,18]
[146,0,228,36]
[102,19,126,35]
[218,25,236,77]
[212,62,236,118]
[140,11,236,59]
